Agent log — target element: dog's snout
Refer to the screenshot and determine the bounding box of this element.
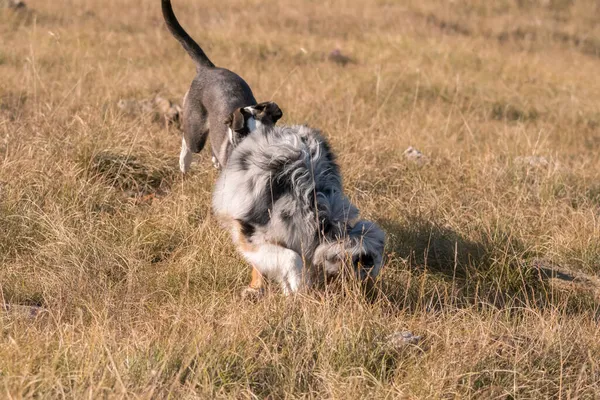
[353,253,375,269]
[353,254,376,281]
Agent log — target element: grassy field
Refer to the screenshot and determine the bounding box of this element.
[2,0,600,398]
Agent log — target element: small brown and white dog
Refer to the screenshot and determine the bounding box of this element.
[213,104,385,295]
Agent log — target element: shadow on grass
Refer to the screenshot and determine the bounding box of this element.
[376,216,599,314]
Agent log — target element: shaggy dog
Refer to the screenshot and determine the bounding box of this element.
[212,109,385,295]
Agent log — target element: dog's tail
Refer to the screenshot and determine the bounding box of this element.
[161,0,215,70]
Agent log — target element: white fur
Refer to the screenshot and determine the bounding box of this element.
[179,137,193,173]
[246,116,260,132]
[241,243,304,295]
[227,127,234,144]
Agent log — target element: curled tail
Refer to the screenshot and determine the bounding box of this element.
[161,0,215,70]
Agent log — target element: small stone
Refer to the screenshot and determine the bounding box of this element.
[403,146,427,164]
[139,99,154,114]
[117,95,182,127]
[386,331,422,349]
[514,155,550,168]
[153,96,171,112]
[153,96,182,124]
[2,304,46,319]
[328,49,355,66]
[1,0,26,9]
[116,99,139,115]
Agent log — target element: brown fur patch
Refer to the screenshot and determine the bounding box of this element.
[233,220,257,253]
[249,267,264,289]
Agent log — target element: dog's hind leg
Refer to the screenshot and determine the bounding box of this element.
[242,244,304,295]
[180,100,209,172]
[180,121,208,173]
[179,137,193,173]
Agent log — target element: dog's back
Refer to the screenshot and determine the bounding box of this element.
[213,125,358,258]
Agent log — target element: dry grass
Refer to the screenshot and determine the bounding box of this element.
[2,0,600,398]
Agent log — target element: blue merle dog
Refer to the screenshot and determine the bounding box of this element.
[213,105,385,295]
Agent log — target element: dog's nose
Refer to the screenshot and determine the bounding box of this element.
[353,254,374,268]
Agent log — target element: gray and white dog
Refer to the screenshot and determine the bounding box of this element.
[213,106,386,294]
[162,0,282,172]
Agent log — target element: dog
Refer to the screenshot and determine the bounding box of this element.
[162,0,282,172]
[212,106,385,295]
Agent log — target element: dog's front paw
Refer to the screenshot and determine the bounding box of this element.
[240,286,264,301]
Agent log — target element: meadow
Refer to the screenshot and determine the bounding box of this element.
[1,0,600,398]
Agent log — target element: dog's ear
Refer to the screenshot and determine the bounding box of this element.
[253,101,283,125]
[224,108,247,132]
[264,101,283,123]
